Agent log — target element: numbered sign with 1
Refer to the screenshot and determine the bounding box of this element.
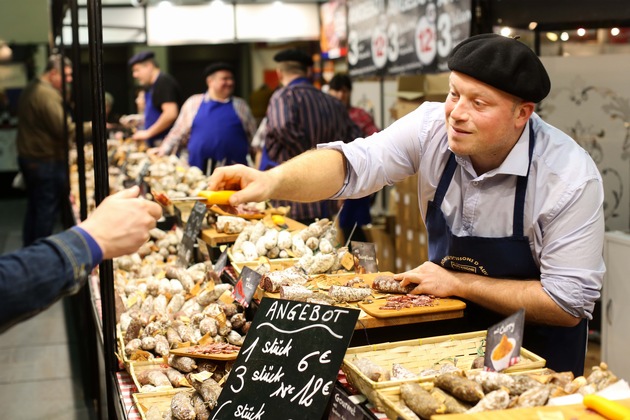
[211,298,360,420]
[177,201,207,266]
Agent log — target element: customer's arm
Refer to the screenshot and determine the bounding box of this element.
[0,186,162,332]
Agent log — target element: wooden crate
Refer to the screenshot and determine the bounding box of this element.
[129,360,194,393]
[133,389,194,420]
[342,330,546,407]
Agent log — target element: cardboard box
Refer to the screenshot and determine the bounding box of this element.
[393,73,450,119]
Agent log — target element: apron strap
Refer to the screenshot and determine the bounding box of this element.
[432,152,457,207]
[512,121,536,237]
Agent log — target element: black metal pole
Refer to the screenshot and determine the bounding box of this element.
[86,0,117,418]
[70,0,88,222]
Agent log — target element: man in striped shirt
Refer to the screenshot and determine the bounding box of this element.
[260,49,361,225]
[152,63,257,174]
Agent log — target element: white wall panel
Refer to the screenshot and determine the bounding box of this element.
[235,3,319,42]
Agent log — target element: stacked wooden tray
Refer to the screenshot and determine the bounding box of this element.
[342,330,546,410]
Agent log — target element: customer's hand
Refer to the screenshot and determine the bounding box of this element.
[78,186,162,259]
[207,164,273,206]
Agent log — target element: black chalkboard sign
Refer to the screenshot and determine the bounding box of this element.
[232,266,262,308]
[211,298,360,420]
[178,201,207,266]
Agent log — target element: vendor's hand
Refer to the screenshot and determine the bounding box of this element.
[207,164,274,206]
[78,186,162,260]
[394,261,461,297]
[132,129,151,141]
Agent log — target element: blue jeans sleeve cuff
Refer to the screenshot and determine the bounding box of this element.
[72,226,103,266]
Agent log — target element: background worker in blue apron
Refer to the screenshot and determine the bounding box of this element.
[208,34,605,377]
[128,51,182,147]
[152,62,257,174]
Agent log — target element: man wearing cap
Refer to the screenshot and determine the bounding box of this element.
[259,48,361,225]
[209,34,604,375]
[128,51,182,146]
[152,62,256,173]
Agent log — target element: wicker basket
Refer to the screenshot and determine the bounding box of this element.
[133,388,194,420]
[342,330,546,409]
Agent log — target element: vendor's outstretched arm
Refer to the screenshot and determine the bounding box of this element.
[208,149,346,205]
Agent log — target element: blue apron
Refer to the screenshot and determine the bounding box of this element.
[187,98,249,173]
[426,122,588,376]
[144,88,163,148]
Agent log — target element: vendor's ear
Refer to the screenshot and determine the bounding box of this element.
[514,100,535,127]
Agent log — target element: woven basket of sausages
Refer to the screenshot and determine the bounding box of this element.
[342,330,546,409]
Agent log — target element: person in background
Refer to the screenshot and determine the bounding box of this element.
[16,54,90,246]
[208,34,605,376]
[0,186,162,333]
[119,87,146,133]
[328,73,380,243]
[151,63,257,174]
[260,48,361,225]
[128,51,182,146]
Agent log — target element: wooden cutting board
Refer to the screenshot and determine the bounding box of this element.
[358,297,466,318]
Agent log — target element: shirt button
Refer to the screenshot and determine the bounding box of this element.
[472,181,479,186]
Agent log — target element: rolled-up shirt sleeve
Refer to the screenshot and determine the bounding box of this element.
[318,102,432,199]
[538,176,605,320]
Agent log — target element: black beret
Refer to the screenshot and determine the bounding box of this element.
[447,34,551,103]
[273,48,314,67]
[128,50,155,67]
[203,62,234,78]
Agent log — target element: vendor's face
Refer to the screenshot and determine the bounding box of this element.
[207,70,234,100]
[132,62,154,87]
[444,71,531,174]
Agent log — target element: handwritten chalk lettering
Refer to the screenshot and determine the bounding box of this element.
[231,366,248,393]
[494,322,515,335]
[234,403,266,420]
[241,336,259,363]
[261,338,293,357]
[290,375,333,407]
[269,381,296,398]
[298,350,332,372]
[265,301,349,324]
[252,365,285,383]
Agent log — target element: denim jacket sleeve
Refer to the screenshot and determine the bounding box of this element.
[0,228,94,333]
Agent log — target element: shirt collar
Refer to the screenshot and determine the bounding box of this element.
[454,120,531,179]
[204,91,231,103]
[288,77,311,87]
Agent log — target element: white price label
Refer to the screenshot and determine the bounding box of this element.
[387,22,400,63]
[348,30,359,66]
[371,27,388,68]
[415,16,437,65]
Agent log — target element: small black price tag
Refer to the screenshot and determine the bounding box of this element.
[484,308,525,372]
[328,385,371,420]
[211,298,360,420]
[232,266,262,308]
[351,241,379,274]
[197,238,211,262]
[177,201,207,266]
[213,249,229,275]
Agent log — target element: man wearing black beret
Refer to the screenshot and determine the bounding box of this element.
[128,50,183,146]
[257,48,361,225]
[151,62,256,173]
[208,34,604,376]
